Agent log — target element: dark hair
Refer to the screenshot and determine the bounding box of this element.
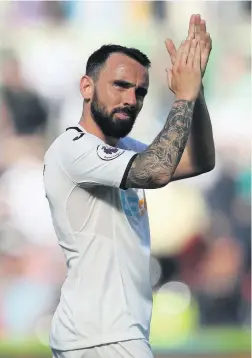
[86,44,151,80]
[1,86,48,135]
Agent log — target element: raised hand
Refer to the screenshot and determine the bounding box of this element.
[165,14,212,77]
[167,39,202,101]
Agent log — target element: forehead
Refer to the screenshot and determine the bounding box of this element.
[99,53,149,87]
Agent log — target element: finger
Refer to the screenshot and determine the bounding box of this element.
[187,14,196,40]
[205,32,212,49]
[200,20,207,49]
[200,39,205,53]
[174,40,186,68]
[193,41,201,69]
[200,19,206,35]
[195,14,201,40]
[201,34,212,64]
[165,38,177,65]
[201,32,211,54]
[187,39,197,67]
[179,40,192,66]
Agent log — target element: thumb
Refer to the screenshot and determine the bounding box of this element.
[165,38,177,65]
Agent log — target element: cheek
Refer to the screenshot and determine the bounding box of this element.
[106,84,121,104]
[103,87,122,116]
[97,88,119,115]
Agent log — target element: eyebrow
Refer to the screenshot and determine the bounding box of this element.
[113,80,148,96]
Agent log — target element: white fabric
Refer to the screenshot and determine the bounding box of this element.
[52,339,153,358]
[43,125,152,351]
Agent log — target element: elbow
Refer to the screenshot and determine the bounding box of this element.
[208,160,215,171]
[206,153,216,172]
[199,160,215,174]
[199,151,216,174]
[203,163,215,173]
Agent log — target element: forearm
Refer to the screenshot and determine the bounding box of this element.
[125,100,195,189]
[190,86,215,170]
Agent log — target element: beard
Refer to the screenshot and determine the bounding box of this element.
[90,90,137,138]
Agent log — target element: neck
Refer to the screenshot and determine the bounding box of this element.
[79,109,119,147]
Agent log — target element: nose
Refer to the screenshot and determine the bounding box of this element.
[123,88,137,107]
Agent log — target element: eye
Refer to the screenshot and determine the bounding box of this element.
[113,80,131,90]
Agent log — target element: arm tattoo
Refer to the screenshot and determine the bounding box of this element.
[125,100,195,189]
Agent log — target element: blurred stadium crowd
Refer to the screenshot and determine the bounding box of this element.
[0,0,250,349]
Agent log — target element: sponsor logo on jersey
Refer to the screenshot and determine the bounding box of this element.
[97,145,125,161]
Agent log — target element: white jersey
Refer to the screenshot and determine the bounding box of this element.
[43,124,152,351]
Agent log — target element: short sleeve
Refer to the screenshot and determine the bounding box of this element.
[59,130,137,188]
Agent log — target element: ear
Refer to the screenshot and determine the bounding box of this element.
[80,75,94,101]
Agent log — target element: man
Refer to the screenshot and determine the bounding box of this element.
[44,14,214,358]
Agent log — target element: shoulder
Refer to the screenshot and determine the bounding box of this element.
[61,127,102,147]
[45,128,103,161]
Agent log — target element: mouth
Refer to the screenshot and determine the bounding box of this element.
[114,112,132,120]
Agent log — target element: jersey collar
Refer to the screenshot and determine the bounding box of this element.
[66,124,86,133]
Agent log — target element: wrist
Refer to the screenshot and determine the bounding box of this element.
[175,94,197,102]
[173,99,196,109]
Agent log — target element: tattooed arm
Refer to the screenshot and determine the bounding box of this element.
[121,39,201,189]
[123,100,195,189]
[164,15,214,181]
[171,87,215,181]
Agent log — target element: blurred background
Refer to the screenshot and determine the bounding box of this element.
[0,1,251,357]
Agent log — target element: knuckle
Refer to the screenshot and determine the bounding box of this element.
[172,68,178,76]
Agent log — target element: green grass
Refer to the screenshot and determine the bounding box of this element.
[0,327,250,356]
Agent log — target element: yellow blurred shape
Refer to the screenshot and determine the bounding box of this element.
[146,183,210,255]
[150,285,199,346]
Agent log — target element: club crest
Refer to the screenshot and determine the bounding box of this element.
[97,145,125,161]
